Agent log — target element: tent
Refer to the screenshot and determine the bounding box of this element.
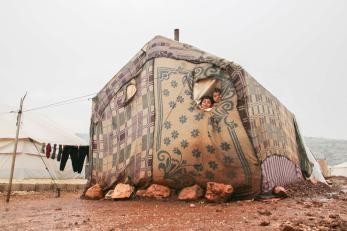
[88,35,324,197]
[330,162,347,177]
[0,105,88,179]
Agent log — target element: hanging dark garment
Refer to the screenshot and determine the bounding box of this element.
[59,145,79,172]
[51,144,57,159]
[57,145,63,161]
[77,146,89,173]
[45,143,52,158]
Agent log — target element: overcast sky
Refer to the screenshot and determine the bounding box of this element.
[0,0,346,140]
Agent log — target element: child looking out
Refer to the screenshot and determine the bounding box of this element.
[199,96,213,111]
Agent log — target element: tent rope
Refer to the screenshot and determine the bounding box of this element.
[29,138,60,191]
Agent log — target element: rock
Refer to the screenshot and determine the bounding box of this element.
[340,214,347,222]
[178,184,204,201]
[205,182,233,202]
[85,184,103,200]
[142,184,171,199]
[257,209,272,216]
[273,186,287,196]
[111,183,134,199]
[281,224,302,231]
[104,190,113,200]
[293,219,304,225]
[309,178,318,185]
[189,203,196,208]
[311,200,323,207]
[260,220,270,226]
[135,189,147,197]
[329,214,339,219]
[326,218,334,224]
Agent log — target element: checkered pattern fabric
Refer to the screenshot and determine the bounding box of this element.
[224,64,312,178]
[233,70,299,163]
[90,60,155,187]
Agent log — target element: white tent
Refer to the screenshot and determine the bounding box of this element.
[0,105,88,179]
[330,162,347,177]
[294,118,326,183]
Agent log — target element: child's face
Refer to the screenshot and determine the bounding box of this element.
[213,92,221,103]
[201,98,212,109]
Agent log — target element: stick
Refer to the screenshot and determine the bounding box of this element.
[6,92,27,203]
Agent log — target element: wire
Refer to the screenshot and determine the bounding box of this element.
[0,111,16,115]
[23,93,97,112]
[25,97,92,112]
[0,93,97,114]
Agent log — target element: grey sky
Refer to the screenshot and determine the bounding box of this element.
[0,0,346,139]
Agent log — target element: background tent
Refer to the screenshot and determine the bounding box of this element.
[0,105,88,179]
[330,162,347,177]
[89,36,324,197]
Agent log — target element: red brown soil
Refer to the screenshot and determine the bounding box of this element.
[1,177,347,231]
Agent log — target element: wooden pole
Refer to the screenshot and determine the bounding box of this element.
[6,93,26,203]
[174,29,179,41]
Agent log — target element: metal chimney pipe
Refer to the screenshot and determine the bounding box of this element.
[174,29,179,41]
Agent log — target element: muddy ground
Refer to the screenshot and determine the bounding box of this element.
[1,177,347,231]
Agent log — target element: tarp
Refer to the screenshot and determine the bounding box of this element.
[89,35,323,195]
[152,57,261,196]
[90,60,155,187]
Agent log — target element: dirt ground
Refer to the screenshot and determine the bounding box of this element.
[1,177,347,231]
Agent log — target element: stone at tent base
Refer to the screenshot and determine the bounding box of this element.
[205,182,233,202]
[104,190,113,200]
[111,183,134,199]
[138,184,171,199]
[273,186,287,196]
[85,184,103,200]
[178,184,204,201]
[136,189,147,197]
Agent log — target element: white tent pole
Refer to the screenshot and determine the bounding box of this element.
[6,92,26,203]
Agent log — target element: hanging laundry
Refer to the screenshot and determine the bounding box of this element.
[45,143,52,158]
[77,146,89,173]
[60,145,79,172]
[41,143,46,153]
[57,145,63,161]
[51,144,57,159]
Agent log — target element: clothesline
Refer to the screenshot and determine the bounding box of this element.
[42,143,89,173]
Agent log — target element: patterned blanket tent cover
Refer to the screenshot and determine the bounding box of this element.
[88,36,316,197]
